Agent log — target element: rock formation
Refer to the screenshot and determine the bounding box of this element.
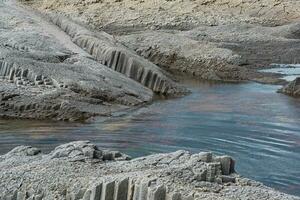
[0,0,187,121]
[0,141,299,200]
[27,0,300,29]
[278,77,300,97]
[46,14,187,96]
[25,0,300,84]
[117,31,251,81]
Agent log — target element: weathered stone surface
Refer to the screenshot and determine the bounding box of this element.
[0,141,299,200]
[168,193,182,200]
[213,156,235,175]
[101,181,115,200]
[148,185,166,200]
[279,77,300,97]
[5,146,41,157]
[90,183,102,200]
[26,0,300,85]
[117,31,251,82]
[28,0,300,30]
[0,0,155,121]
[46,14,187,96]
[49,141,130,161]
[115,178,129,200]
[82,189,92,200]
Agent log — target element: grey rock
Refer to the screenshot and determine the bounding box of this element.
[101,181,115,200]
[0,142,299,200]
[46,14,188,96]
[214,156,235,175]
[147,185,166,200]
[0,0,155,121]
[90,183,102,200]
[114,178,129,200]
[279,77,300,97]
[49,141,130,161]
[6,146,41,157]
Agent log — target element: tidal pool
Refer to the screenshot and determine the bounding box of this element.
[0,80,300,196]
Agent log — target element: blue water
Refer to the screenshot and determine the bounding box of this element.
[0,80,300,196]
[261,64,300,81]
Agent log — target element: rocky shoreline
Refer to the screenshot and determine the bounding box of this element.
[0,0,299,121]
[25,0,300,82]
[0,0,188,121]
[279,77,300,97]
[1,0,300,199]
[1,141,299,200]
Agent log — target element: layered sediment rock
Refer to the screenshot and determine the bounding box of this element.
[278,77,300,97]
[46,14,187,96]
[0,141,299,200]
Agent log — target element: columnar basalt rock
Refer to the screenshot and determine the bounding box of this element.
[0,141,299,200]
[0,0,158,121]
[53,178,189,200]
[117,31,253,82]
[0,55,154,120]
[46,14,187,96]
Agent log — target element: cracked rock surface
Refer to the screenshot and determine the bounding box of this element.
[0,141,299,200]
[25,0,300,84]
[0,0,187,121]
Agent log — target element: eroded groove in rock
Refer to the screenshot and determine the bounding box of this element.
[1,141,297,200]
[0,55,153,120]
[0,60,55,87]
[46,14,187,96]
[0,0,156,121]
[3,42,30,52]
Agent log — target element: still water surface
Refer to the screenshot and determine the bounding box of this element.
[0,80,300,196]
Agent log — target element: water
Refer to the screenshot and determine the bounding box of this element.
[261,64,300,81]
[1,81,300,196]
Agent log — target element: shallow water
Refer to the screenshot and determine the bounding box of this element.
[1,80,300,196]
[261,64,300,81]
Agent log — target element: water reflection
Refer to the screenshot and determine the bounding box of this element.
[0,81,300,196]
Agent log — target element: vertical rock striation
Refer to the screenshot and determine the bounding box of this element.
[46,14,187,96]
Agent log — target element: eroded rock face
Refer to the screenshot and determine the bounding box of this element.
[0,141,299,200]
[4,145,41,157]
[0,0,157,121]
[27,0,300,30]
[46,14,188,96]
[117,31,253,81]
[49,141,131,161]
[279,77,300,97]
[117,24,300,83]
[25,0,300,84]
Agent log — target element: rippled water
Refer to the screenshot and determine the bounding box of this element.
[1,80,300,196]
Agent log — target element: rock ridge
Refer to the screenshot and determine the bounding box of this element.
[0,141,299,200]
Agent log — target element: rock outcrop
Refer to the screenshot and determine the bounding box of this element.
[0,141,299,200]
[46,14,187,96]
[25,0,300,84]
[117,31,252,81]
[0,0,188,121]
[27,0,300,30]
[49,141,131,161]
[278,77,300,97]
